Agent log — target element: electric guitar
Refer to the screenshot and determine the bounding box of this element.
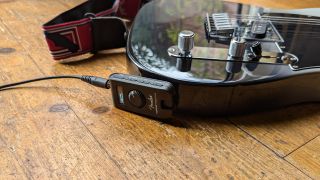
[126,0,320,115]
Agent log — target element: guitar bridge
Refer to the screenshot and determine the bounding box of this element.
[204,12,284,44]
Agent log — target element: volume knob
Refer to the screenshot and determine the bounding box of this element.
[128,90,146,108]
[178,30,195,54]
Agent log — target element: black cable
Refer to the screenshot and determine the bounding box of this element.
[0,75,81,90]
[0,75,110,90]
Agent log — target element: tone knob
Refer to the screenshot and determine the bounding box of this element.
[178,30,195,54]
[128,90,146,108]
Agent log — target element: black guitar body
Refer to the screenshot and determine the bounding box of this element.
[126,0,320,115]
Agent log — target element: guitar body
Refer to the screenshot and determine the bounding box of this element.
[126,0,320,115]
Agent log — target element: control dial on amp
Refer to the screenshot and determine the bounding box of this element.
[128,90,146,108]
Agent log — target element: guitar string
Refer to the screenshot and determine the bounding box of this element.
[234,18,320,24]
[210,18,320,25]
[210,14,320,20]
[206,21,320,36]
[209,19,320,28]
[208,19,320,26]
[232,14,320,21]
[205,14,320,36]
[232,14,320,20]
[210,17,320,24]
[208,14,320,23]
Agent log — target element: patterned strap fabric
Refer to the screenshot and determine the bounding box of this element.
[43,0,144,60]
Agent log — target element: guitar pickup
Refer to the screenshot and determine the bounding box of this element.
[204,13,235,43]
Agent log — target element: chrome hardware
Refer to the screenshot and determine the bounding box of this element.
[227,38,246,61]
[178,30,195,55]
[226,38,247,73]
[168,46,296,64]
[167,31,298,72]
[204,13,284,43]
[168,30,195,57]
[174,30,195,71]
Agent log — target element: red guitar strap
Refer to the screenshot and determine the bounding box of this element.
[43,0,148,61]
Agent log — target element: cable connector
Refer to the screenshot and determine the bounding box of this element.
[80,76,110,89]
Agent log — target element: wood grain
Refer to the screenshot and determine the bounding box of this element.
[0,0,319,179]
[0,21,127,179]
[286,136,320,179]
[229,105,320,157]
[0,137,28,179]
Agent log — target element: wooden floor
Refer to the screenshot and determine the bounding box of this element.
[0,0,319,179]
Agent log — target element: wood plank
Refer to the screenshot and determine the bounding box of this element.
[0,138,28,179]
[286,136,320,179]
[0,0,312,178]
[0,0,318,178]
[0,21,126,179]
[229,105,320,157]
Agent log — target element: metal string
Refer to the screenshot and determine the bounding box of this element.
[209,14,320,24]
[207,13,320,36]
[218,17,320,25]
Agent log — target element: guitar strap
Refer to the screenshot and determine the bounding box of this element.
[43,0,149,60]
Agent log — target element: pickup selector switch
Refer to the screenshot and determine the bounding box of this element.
[251,21,268,39]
